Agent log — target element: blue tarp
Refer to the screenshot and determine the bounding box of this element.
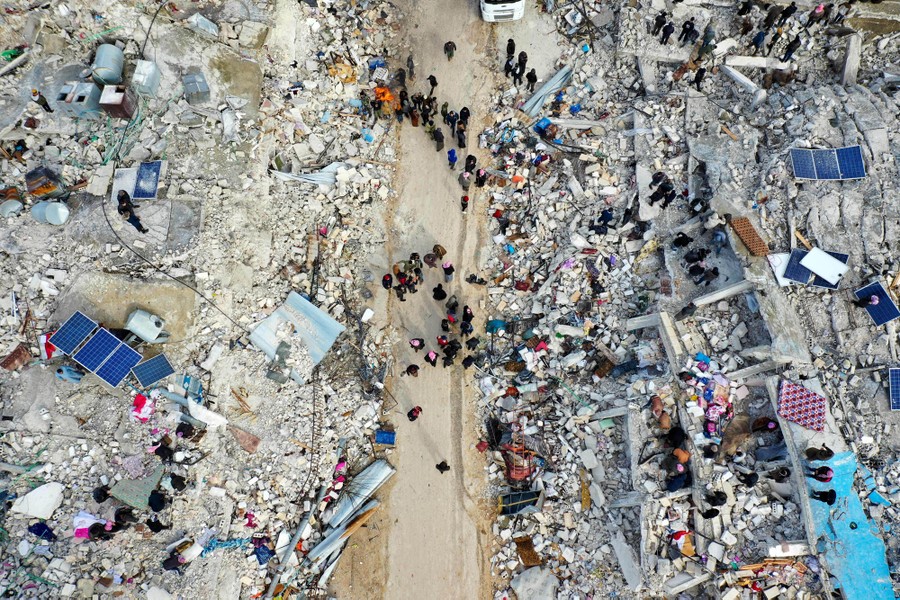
[807,451,893,599]
[249,291,346,384]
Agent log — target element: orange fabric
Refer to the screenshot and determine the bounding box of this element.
[673,448,691,463]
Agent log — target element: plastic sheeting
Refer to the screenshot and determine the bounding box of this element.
[270,162,350,188]
[325,459,395,528]
[522,66,573,118]
[249,291,346,384]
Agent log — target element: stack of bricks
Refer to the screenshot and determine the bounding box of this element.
[729,217,769,257]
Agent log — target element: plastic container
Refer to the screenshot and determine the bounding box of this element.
[45,202,70,225]
[30,201,50,223]
[92,44,124,85]
[0,200,23,217]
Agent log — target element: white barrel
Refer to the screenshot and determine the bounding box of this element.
[92,44,124,85]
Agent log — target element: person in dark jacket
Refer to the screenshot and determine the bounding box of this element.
[660,21,676,44]
[433,127,445,151]
[525,69,538,92]
[432,283,448,300]
[678,18,695,44]
[652,11,667,35]
[506,38,516,58]
[459,107,470,125]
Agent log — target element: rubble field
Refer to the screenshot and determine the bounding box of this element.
[1,0,900,598]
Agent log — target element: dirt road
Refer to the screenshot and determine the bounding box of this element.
[327,0,564,597]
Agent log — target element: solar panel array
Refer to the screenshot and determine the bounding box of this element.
[790,146,867,180]
[49,311,176,388]
[132,354,175,387]
[811,252,849,290]
[783,249,812,284]
[889,368,900,411]
[856,282,900,327]
[49,311,97,354]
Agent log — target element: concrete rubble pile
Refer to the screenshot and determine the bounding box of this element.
[478,0,900,597]
[0,0,407,597]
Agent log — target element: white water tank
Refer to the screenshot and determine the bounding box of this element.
[92,44,124,85]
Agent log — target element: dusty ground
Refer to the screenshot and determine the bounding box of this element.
[330,0,497,597]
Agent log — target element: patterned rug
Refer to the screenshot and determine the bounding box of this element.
[778,381,827,432]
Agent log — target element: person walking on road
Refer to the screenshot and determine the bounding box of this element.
[409,338,425,352]
[432,283,448,300]
[459,107,470,126]
[443,261,455,282]
[401,364,420,377]
[512,63,524,86]
[461,195,469,212]
[425,350,438,366]
[459,171,472,191]
[504,56,515,78]
[433,244,447,259]
[456,121,466,148]
[506,38,516,58]
[407,406,422,421]
[433,126,445,151]
[444,41,456,61]
[526,69,538,92]
[436,461,450,473]
[427,74,438,96]
[517,51,528,72]
[407,55,415,81]
[447,148,458,169]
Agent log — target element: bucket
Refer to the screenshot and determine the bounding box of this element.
[0,199,23,217]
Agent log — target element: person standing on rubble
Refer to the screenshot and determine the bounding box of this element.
[692,67,707,91]
[805,3,826,28]
[749,30,767,54]
[650,171,668,187]
[525,69,538,92]
[444,41,457,60]
[766,26,784,55]
[763,4,783,29]
[118,191,149,234]
[428,74,438,96]
[476,169,488,187]
[778,2,798,25]
[695,266,720,286]
[678,17,696,44]
[652,11,667,35]
[781,35,802,61]
[31,89,53,113]
[660,20,675,44]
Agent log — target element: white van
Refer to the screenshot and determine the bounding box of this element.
[480,0,525,22]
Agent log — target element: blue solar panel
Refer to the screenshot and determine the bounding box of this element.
[856,282,900,326]
[95,344,142,387]
[811,252,849,290]
[790,149,816,179]
[131,354,175,387]
[49,311,98,355]
[783,249,812,284]
[133,161,162,200]
[889,368,900,411]
[813,150,840,180]
[73,329,121,372]
[791,146,866,180]
[836,146,866,179]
